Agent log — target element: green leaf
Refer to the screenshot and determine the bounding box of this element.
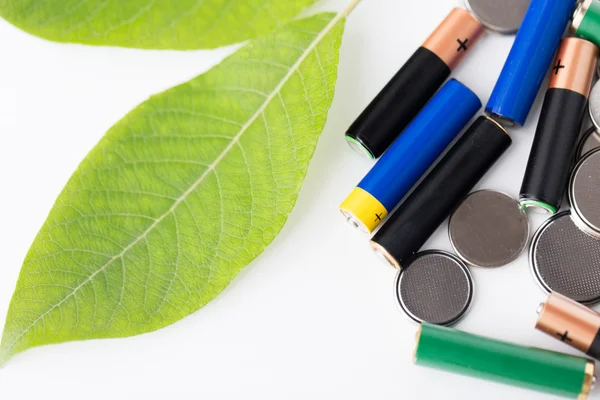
[0,11,346,363]
[0,0,320,49]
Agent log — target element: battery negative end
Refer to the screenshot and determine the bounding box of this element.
[486,111,517,128]
[370,242,400,269]
[581,360,596,399]
[345,135,375,160]
[536,302,545,315]
[339,188,388,234]
[520,199,557,215]
[572,0,593,33]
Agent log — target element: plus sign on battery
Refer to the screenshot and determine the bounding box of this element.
[553,59,565,75]
[556,331,573,343]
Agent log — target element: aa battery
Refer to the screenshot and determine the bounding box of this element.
[486,0,577,126]
[340,79,481,234]
[415,323,596,399]
[573,0,600,48]
[345,8,483,159]
[537,292,600,361]
[371,116,511,268]
[519,38,598,214]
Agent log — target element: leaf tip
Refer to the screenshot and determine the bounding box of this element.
[0,349,10,367]
[0,334,16,367]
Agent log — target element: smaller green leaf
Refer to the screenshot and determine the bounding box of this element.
[0,0,319,49]
[0,10,349,363]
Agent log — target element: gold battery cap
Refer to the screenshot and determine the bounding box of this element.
[536,292,600,356]
[422,8,485,70]
[549,38,598,98]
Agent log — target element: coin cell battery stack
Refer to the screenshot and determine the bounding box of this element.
[345,8,484,159]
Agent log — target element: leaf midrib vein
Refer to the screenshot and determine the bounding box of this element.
[3,9,351,355]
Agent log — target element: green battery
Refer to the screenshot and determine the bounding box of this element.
[414,324,595,399]
[573,0,600,47]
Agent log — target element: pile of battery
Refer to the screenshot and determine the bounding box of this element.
[338,0,600,398]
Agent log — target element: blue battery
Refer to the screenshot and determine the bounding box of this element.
[340,79,481,233]
[485,0,576,126]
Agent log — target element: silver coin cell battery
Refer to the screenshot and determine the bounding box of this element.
[464,0,530,34]
[448,190,529,268]
[589,81,600,132]
[530,211,600,305]
[569,148,600,238]
[577,127,600,161]
[394,251,474,326]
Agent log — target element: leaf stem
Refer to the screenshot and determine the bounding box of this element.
[341,0,363,18]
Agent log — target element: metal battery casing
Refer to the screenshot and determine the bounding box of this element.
[449,190,529,268]
[464,0,530,34]
[530,211,600,305]
[394,251,473,326]
[589,81,600,132]
[575,127,600,163]
[569,149,600,238]
[577,127,600,161]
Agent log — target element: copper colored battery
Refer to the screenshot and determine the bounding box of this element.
[547,38,597,96]
[536,292,600,361]
[519,38,598,214]
[346,8,484,159]
[421,8,484,69]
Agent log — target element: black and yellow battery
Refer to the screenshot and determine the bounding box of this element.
[415,323,596,399]
[520,38,599,214]
[345,8,484,159]
[537,292,600,362]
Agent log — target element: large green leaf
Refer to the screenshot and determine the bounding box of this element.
[0,0,320,49]
[0,11,347,364]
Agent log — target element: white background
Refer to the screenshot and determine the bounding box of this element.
[0,0,591,399]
